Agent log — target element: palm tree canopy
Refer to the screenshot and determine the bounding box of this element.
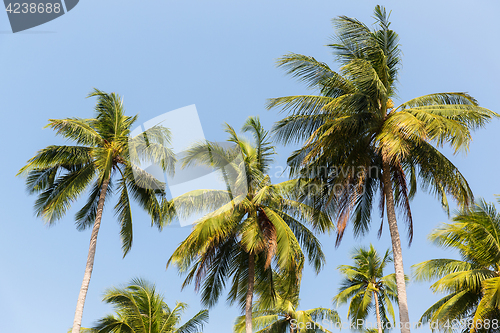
[333,245,399,329]
[17,89,175,255]
[268,5,498,243]
[234,272,340,333]
[234,301,339,333]
[167,116,334,309]
[268,7,497,333]
[86,278,208,333]
[412,197,500,332]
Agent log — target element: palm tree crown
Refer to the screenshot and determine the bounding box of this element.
[234,272,340,333]
[268,6,497,332]
[167,116,334,333]
[333,245,399,333]
[413,197,500,332]
[88,278,209,333]
[270,5,496,242]
[17,89,174,252]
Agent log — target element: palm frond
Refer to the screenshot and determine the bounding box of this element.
[45,118,103,146]
[175,309,209,333]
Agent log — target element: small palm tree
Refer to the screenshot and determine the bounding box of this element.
[17,89,175,333]
[268,6,498,332]
[234,273,340,333]
[413,197,500,332]
[86,278,208,333]
[333,245,398,333]
[167,116,333,333]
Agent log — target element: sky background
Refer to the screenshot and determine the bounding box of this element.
[1,1,500,332]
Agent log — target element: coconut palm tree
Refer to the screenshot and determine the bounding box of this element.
[333,245,399,333]
[234,272,340,333]
[267,6,497,332]
[412,197,500,332]
[17,89,175,333]
[84,278,208,333]
[167,116,334,333]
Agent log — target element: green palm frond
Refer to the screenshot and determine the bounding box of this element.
[115,176,134,256]
[89,279,208,333]
[67,328,100,333]
[34,163,97,224]
[242,116,275,173]
[341,58,387,102]
[234,271,340,333]
[46,118,103,146]
[17,145,93,177]
[175,309,209,333]
[413,259,476,282]
[412,198,500,331]
[280,212,325,272]
[272,114,330,145]
[276,53,354,94]
[267,95,335,117]
[306,307,341,324]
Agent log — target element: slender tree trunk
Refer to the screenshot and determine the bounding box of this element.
[382,161,411,333]
[373,291,383,333]
[245,252,255,333]
[71,178,110,333]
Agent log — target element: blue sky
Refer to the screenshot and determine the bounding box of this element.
[1,1,500,332]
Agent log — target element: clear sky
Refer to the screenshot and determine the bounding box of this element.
[1,1,500,332]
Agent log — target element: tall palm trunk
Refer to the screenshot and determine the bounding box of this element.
[71,178,110,333]
[245,252,255,333]
[382,161,411,333]
[373,291,383,333]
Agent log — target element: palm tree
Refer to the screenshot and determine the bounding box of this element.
[234,272,340,333]
[333,245,399,333]
[267,6,497,332]
[167,116,333,333]
[84,278,208,333]
[17,89,175,333]
[412,198,500,332]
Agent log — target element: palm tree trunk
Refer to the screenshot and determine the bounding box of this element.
[373,291,383,333]
[382,161,411,333]
[245,252,255,333]
[71,177,110,333]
